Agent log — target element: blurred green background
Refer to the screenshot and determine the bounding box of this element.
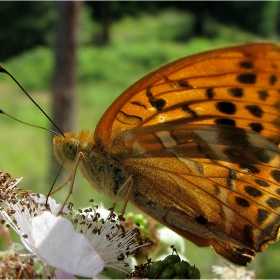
[0,2,280,278]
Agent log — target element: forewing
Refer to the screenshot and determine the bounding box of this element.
[95,43,280,147]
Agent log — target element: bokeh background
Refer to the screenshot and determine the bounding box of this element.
[0,2,279,278]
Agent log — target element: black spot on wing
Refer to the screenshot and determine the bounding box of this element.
[239,163,260,174]
[152,98,166,110]
[244,186,263,197]
[249,122,264,133]
[237,73,256,84]
[146,88,166,110]
[257,209,270,225]
[216,102,236,115]
[235,197,250,207]
[239,61,253,69]
[243,225,254,247]
[269,74,277,86]
[215,118,236,126]
[170,80,192,89]
[253,149,270,163]
[228,87,244,97]
[206,88,215,99]
[271,169,280,183]
[177,80,191,88]
[257,90,269,101]
[196,215,208,225]
[254,179,270,187]
[245,105,263,118]
[266,197,280,210]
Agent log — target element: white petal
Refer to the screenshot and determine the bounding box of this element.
[31,194,67,215]
[54,269,77,279]
[31,212,105,277]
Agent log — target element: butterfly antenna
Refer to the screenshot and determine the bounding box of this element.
[0,109,61,136]
[0,64,65,137]
[46,164,64,208]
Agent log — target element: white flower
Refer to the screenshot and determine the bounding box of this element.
[212,263,255,279]
[0,172,152,278]
[31,211,105,277]
[1,188,63,255]
[59,204,151,277]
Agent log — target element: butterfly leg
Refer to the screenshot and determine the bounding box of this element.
[49,176,71,195]
[119,175,134,216]
[110,202,117,212]
[56,151,84,215]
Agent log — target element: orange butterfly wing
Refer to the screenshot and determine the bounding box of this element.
[94,43,280,265]
[95,43,280,144]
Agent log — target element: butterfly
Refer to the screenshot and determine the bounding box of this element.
[53,43,280,266]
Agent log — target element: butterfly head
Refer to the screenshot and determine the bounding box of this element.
[53,130,95,170]
[53,132,79,170]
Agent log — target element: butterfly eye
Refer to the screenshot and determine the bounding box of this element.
[63,138,78,159]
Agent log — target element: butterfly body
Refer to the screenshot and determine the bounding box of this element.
[53,43,280,265]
